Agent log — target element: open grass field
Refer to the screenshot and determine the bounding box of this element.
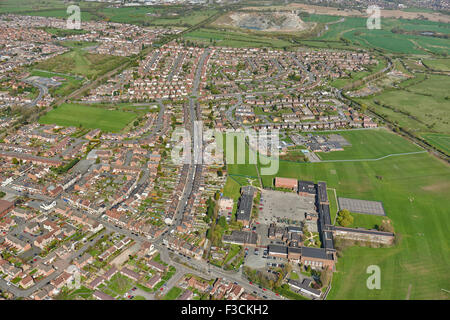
[163,287,183,300]
[315,129,423,161]
[226,128,450,299]
[23,9,95,21]
[420,133,450,156]
[301,14,450,55]
[183,28,293,48]
[347,212,391,230]
[6,2,218,27]
[34,48,128,80]
[39,103,137,132]
[183,28,292,48]
[422,58,450,72]
[100,6,218,26]
[0,0,62,13]
[331,57,386,89]
[259,152,449,300]
[358,74,450,140]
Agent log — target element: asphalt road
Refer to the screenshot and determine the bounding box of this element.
[22,79,48,107]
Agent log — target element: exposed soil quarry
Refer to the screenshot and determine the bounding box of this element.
[218,11,310,32]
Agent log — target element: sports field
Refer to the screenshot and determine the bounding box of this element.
[226,128,450,299]
[314,129,423,161]
[261,152,449,299]
[39,103,137,132]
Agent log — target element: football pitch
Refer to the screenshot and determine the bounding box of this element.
[314,129,423,161]
[227,129,450,299]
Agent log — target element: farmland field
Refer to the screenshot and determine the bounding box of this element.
[422,58,450,72]
[30,69,84,98]
[225,127,450,299]
[346,212,391,230]
[302,14,450,55]
[183,28,293,48]
[39,103,137,132]
[357,74,450,147]
[100,6,218,26]
[0,0,63,13]
[163,287,183,300]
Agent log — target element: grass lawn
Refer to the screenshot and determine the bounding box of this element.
[277,286,309,300]
[358,74,450,136]
[346,212,391,230]
[163,286,183,300]
[327,188,338,224]
[290,271,300,280]
[107,273,134,296]
[184,28,293,48]
[257,150,449,300]
[228,127,449,299]
[100,7,217,26]
[39,103,137,132]
[422,58,450,72]
[314,129,423,161]
[420,133,450,156]
[224,244,242,265]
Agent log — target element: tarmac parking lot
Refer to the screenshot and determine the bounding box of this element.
[258,189,316,226]
[244,246,287,269]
